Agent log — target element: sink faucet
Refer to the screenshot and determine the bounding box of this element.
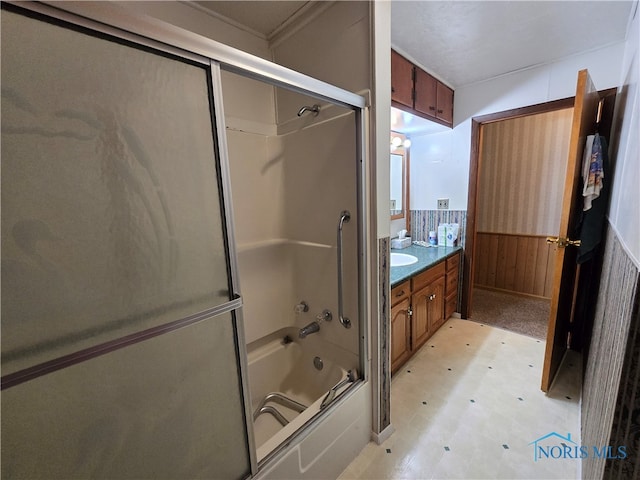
[299,309,332,338]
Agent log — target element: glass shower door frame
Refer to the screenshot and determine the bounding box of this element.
[5,1,371,477]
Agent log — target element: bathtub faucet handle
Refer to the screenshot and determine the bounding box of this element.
[294,301,309,314]
[316,309,332,323]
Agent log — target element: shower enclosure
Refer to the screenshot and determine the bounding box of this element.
[1,2,367,478]
[220,71,363,463]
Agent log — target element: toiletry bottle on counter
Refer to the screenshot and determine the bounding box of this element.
[428,231,437,246]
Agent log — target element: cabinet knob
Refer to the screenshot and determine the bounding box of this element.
[407,307,413,316]
[429,106,436,111]
[437,109,443,113]
[391,86,395,93]
[396,290,405,297]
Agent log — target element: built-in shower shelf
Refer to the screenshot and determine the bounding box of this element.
[237,238,332,252]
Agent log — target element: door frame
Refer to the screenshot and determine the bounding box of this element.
[462,89,617,320]
[461,97,575,320]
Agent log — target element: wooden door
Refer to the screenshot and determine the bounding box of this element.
[414,68,437,117]
[391,298,412,374]
[541,69,601,392]
[391,50,413,108]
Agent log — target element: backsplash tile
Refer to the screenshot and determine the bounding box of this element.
[411,210,467,248]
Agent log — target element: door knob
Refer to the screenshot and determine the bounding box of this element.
[546,236,581,248]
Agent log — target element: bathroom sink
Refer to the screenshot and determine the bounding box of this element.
[390,252,418,267]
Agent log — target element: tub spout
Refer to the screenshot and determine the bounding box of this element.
[299,321,320,338]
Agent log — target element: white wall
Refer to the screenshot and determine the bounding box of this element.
[608,3,639,265]
[410,129,466,210]
[410,43,627,216]
[374,3,392,239]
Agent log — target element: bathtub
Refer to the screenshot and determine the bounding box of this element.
[246,327,359,462]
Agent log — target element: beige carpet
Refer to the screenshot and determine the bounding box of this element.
[470,287,550,340]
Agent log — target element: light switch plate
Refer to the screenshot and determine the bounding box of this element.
[437,198,449,210]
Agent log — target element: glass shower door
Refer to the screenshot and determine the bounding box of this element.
[1,6,251,479]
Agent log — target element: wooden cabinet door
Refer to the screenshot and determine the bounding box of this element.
[391,50,413,108]
[411,286,430,351]
[428,277,446,332]
[436,82,454,124]
[414,68,437,117]
[391,297,412,374]
[445,252,460,319]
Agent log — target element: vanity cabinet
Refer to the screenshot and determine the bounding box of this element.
[411,262,445,351]
[391,49,454,128]
[391,251,461,375]
[390,281,412,373]
[445,252,460,320]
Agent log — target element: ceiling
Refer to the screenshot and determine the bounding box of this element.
[196,0,635,89]
[391,1,635,88]
[194,1,309,38]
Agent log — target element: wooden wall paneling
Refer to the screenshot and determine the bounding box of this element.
[533,239,550,296]
[474,233,556,298]
[514,236,529,292]
[504,235,519,291]
[487,234,500,287]
[495,235,508,287]
[475,233,488,286]
[523,237,539,294]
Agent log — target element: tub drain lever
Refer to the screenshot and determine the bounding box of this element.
[320,369,359,410]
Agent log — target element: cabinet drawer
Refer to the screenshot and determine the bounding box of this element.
[446,252,460,273]
[391,280,410,306]
[412,261,445,292]
[446,271,459,294]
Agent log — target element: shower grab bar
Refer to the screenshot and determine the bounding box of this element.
[255,405,289,427]
[252,392,307,421]
[337,210,352,329]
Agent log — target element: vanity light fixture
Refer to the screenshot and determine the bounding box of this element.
[390,136,411,149]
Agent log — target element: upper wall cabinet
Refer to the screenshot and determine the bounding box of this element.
[391,50,414,108]
[391,50,454,128]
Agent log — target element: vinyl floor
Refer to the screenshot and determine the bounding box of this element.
[338,318,581,480]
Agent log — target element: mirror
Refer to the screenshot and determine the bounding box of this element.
[390,153,403,214]
[390,132,410,226]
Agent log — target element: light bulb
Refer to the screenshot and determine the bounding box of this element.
[403,139,412,148]
[391,136,402,147]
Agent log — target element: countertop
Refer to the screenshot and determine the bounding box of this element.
[390,244,462,287]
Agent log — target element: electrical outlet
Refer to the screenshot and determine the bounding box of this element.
[437,198,449,210]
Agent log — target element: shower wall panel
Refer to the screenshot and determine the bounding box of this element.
[271,1,370,120]
[282,114,360,356]
[223,69,360,353]
[226,130,284,245]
